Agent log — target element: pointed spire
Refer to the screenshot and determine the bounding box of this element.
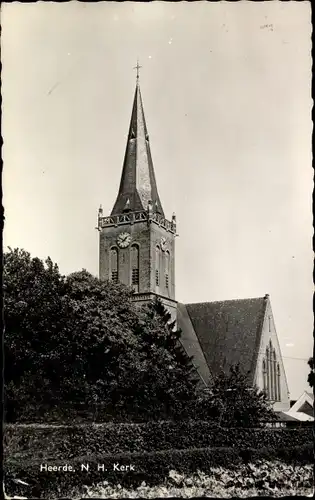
[111,67,164,217]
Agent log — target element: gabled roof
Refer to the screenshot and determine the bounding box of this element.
[283,410,314,422]
[289,390,314,414]
[111,80,164,217]
[177,303,213,387]
[180,297,268,383]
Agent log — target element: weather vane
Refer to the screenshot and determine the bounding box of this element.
[133,60,142,80]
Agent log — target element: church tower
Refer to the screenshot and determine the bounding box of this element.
[98,68,177,320]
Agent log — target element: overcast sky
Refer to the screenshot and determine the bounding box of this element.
[2,1,312,399]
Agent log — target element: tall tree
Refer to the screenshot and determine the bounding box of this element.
[307,357,314,388]
[197,364,276,427]
[119,298,200,420]
[4,248,69,419]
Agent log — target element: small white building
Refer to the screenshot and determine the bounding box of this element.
[284,391,314,422]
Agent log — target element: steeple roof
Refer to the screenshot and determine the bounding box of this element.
[111,79,164,217]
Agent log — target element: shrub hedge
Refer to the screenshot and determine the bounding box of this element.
[4,421,313,458]
[4,444,313,498]
[4,422,313,498]
[4,444,314,499]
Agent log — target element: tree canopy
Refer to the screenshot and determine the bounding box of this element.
[196,365,276,427]
[307,357,314,389]
[4,248,199,422]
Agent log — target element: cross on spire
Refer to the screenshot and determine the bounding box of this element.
[133,60,142,80]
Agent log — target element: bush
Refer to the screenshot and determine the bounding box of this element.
[239,443,314,464]
[4,447,235,498]
[4,445,314,499]
[81,462,314,499]
[4,422,313,458]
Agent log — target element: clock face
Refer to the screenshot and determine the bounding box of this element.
[117,232,131,248]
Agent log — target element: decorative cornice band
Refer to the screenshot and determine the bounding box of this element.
[98,211,176,234]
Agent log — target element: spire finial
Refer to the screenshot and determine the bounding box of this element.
[133,59,142,81]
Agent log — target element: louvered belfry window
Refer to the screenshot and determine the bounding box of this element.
[165,250,170,290]
[165,274,169,288]
[132,269,139,284]
[263,340,281,402]
[155,246,161,288]
[131,244,140,292]
[110,247,119,283]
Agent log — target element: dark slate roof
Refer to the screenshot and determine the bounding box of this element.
[177,303,213,387]
[111,81,164,217]
[182,297,268,383]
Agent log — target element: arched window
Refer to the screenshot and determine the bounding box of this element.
[262,359,267,394]
[270,344,274,401]
[155,245,161,288]
[273,348,277,400]
[110,247,118,283]
[165,250,170,290]
[263,340,280,402]
[131,244,140,292]
[277,363,281,401]
[265,346,270,399]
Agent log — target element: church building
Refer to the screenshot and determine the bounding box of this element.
[97,72,290,412]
